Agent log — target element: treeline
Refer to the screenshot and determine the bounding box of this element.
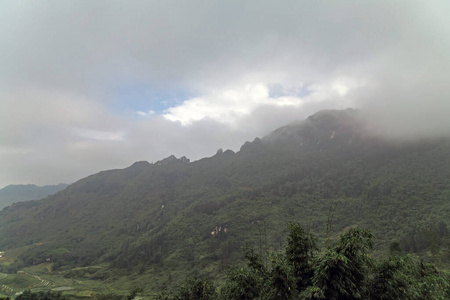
[0,288,142,300]
[401,221,450,257]
[157,223,450,300]
[18,240,106,271]
[0,290,66,300]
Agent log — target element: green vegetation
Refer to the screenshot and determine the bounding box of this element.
[15,290,67,300]
[157,224,450,300]
[0,290,67,300]
[0,109,450,295]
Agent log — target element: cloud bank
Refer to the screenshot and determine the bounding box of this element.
[1,1,450,187]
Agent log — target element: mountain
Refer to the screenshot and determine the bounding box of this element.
[0,109,449,294]
[0,183,68,210]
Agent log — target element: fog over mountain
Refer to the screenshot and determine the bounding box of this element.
[1,1,449,188]
[1,109,450,296]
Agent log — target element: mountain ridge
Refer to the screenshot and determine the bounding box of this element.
[0,183,68,210]
[1,108,449,293]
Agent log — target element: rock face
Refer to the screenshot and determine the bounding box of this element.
[179,156,190,163]
[263,108,364,146]
[238,109,365,153]
[155,155,190,166]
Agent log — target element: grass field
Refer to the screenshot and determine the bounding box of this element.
[0,247,135,299]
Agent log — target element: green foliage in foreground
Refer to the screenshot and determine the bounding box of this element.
[0,288,143,300]
[14,290,67,300]
[94,288,142,300]
[158,223,450,300]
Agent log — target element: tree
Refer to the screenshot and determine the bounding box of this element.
[15,290,67,300]
[305,228,373,300]
[220,267,261,300]
[285,223,318,292]
[178,278,216,300]
[264,253,296,300]
[159,223,450,300]
[367,255,416,300]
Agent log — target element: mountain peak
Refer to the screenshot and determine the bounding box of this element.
[306,108,359,125]
[262,108,365,146]
[130,161,151,168]
[155,155,190,166]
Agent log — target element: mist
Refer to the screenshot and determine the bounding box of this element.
[1,1,450,187]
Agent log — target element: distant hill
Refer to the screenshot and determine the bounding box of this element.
[0,183,68,209]
[0,108,449,293]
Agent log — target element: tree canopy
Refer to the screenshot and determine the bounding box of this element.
[158,223,450,300]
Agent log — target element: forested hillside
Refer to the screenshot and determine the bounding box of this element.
[0,109,449,295]
[157,224,450,300]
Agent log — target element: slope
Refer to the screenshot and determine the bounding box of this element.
[0,184,68,210]
[0,108,449,293]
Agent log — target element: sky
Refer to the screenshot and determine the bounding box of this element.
[1,1,450,188]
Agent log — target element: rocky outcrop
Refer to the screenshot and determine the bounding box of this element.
[155,155,190,166]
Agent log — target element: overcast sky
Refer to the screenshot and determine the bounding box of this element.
[1,1,450,188]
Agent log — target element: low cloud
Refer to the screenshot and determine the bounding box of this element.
[1,1,450,187]
[163,79,362,127]
[72,128,125,142]
[163,84,303,126]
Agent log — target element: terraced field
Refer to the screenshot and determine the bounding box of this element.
[0,249,120,299]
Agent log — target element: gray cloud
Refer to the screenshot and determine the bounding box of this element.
[1,1,450,187]
[0,1,424,90]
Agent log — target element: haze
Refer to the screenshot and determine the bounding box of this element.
[1,1,450,188]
